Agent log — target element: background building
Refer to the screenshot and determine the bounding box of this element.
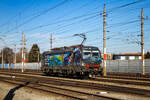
[113,53,141,60]
[101,53,113,60]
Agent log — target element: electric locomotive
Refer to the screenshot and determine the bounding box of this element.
[41,45,103,78]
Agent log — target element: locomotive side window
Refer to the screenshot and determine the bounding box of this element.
[82,47,101,65]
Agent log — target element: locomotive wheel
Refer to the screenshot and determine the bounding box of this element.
[76,72,89,79]
[44,72,49,76]
[54,73,58,77]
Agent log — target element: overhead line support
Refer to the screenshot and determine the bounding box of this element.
[50,34,52,51]
[141,8,145,75]
[103,4,107,76]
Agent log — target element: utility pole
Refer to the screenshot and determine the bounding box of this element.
[21,32,24,72]
[14,45,16,69]
[37,52,40,71]
[38,52,40,63]
[1,49,4,69]
[50,34,52,51]
[141,8,145,75]
[103,4,107,76]
[24,35,26,71]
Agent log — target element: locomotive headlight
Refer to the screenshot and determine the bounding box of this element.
[82,63,85,66]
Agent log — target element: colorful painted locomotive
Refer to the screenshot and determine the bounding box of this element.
[41,45,103,78]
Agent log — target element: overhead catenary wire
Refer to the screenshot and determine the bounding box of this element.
[22,11,100,32]
[23,0,144,33]
[0,0,94,33]
[4,0,69,33]
[107,19,140,28]
[0,0,115,31]
[0,0,35,29]
[25,28,100,51]
[27,28,99,45]
[3,0,144,35]
[50,0,98,21]
[107,0,145,12]
[1,0,149,54]
[22,13,100,41]
[54,14,100,31]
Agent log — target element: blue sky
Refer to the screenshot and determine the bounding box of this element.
[0,0,150,54]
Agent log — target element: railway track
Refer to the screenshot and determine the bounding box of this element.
[100,75,150,81]
[0,69,43,76]
[107,72,150,78]
[1,79,115,100]
[0,73,119,100]
[0,71,150,99]
[0,71,150,87]
[92,77,150,86]
[1,69,150,79]
[1,69,150,80]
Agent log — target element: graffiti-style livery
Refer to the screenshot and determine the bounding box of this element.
[41,45,103,78]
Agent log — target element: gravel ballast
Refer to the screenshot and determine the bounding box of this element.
[0,81,74,100]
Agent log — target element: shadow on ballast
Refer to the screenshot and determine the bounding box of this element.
[3,82,30,100]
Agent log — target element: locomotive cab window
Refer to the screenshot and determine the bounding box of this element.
[92,52,99,57]
[92,51,100,57]
[83,52,91,56]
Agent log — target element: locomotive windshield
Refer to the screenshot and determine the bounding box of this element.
[83,47,100,58]
[82,47,101,65]
[83,51,100,58]
[92,52,99,57]
[83,52,91,58]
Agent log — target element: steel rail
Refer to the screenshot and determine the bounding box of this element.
[0,72,150,97]
[0,77,118,100]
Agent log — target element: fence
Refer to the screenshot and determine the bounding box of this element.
[106,59,150,73]
[0,59,150,73]
[0,63,41,70]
